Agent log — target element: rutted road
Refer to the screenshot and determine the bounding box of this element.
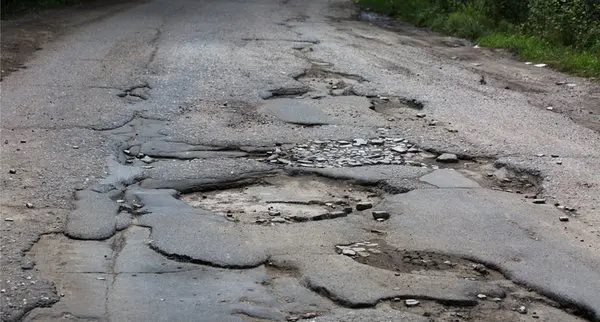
[1,0,599,321]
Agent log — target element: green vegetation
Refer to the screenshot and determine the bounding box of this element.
[356,0,600,77]
[1,0,83,17]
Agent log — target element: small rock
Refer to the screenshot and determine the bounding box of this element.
[123,149,131,155]
[268,211,281,217]
[372,211,390,220]
[141,156,154,164]
[534,63,547,68]
[25,203,34,209]
[72,145,79,149]
[302,312,318,319]
[286,316,299,322]
[342,249,356,256]
[546,106,554,111]
[517,306,528,314]
[391,146,407,154]
[416,113,426,118]
[370,138,385,145]
[8,169,16,174]
[492,297,503,302]
[21,261,35,270]
[477,294,487,299]
[4,218,14,222]
[472,264,488,275]
[405,299,420,307]
[532,199,546,204]
[559,216,569,222]
[271,217,286,223]
[356,202,373,211]
[556,161,563,165]
[353,138,368,146]
[436,153,458,163]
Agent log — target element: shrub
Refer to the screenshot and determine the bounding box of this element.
[526,0,600,49]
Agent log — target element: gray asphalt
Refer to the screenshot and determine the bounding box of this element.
[1,0,599,321]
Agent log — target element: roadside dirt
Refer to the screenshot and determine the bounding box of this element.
[0,0,142,80]
[354,11,600,133]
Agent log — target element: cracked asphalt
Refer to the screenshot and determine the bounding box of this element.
[1,0,600,321]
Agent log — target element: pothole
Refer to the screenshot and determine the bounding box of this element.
[181,175,381,224]
[368,96,424,117]
[336,240,586,321]
[341,240,502,281]
[262,136,434,168]
[295,65,367,97]
[387,296,584,322]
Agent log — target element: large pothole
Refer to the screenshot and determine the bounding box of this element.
[182,175,381,224]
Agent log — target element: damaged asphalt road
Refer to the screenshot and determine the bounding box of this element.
[1,0,600,321]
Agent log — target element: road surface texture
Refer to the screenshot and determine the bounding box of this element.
[1,0,600,321]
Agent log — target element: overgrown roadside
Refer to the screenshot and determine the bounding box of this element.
[355,0,600,78]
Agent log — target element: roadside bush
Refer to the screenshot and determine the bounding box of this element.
[443,2,494,38]
[526,0,600,49]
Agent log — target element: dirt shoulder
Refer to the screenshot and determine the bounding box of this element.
[356,12,600,133]
[1,0,143,81]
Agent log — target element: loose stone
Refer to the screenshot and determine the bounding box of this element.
[356,202,373,211]
[25,203,34,209]
[405,299,420,307]
[416,113,426,118]
[270,217,286,223]
[391,146,407,154]
[141,156,154,163]
[370,139,385,145]
[436,153,458,163]
[372,211,390,220]
[532,199,546,204]
[342,249,356,256]
[477,294,487,299]
[9,169,16,174]
[559,216,569,222]
[517,306,528,314]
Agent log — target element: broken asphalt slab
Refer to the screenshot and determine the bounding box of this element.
[379,188,600,319]
[64,189,119,240]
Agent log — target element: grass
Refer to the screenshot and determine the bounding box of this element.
[356,0,600,78]
[479,33,600,78]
